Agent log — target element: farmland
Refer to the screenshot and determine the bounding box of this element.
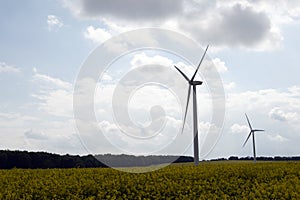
[0,161,299,199]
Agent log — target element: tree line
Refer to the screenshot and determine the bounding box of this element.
[0,150,193,169]
[0,150,299,169]
[210,156,300,161]
[0,150,105,169]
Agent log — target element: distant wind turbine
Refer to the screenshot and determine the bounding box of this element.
[243,113,265,163]
[174,45,209,166]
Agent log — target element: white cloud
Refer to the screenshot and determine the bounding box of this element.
[269,107,297,122]
[179,3,281,50]
[32,69,73,117]
[101,72,112,81]
[64,0,182,21]
[285,0,300,18]
[83,23,160,50]
[224,82,236,90]
[288,85,300,97]
[24,129,48,140]
[33,67,37,73]
[230,123,249,134]
[212,58,228,73]
[47,15,63,31]
[84,25,112,43]
[0,62,20,73]
[130,52,173,69]
[33,69,72,90]
[0,112,38,124]
[0,112,82,154]
[63,0,300,50]
[128,52,221,83]
[228,89,291,111]
[267,134,289,142]
[101,18,132,34]
[201,58,229,74]
[32,89,73,117]
[98,120,119,133]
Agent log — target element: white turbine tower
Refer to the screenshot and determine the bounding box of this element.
[243,113,265,163]
[174,45,209,166]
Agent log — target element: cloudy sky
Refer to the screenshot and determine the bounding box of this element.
[1,0,300,160]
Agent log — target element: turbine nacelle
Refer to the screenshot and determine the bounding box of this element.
[190,81,203,85]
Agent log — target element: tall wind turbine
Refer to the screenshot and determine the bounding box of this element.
[174,45,209,166]
[243,113,265,163]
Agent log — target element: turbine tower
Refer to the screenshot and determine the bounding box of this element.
[174,45,209,166]
[243,113,265,163]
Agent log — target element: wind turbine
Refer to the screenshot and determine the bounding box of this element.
[243,113,265,163]
[174,45,209,166]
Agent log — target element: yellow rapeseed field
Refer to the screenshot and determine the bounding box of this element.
[0,161,299,199]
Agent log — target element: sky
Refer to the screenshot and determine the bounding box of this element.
[0,0,300,160]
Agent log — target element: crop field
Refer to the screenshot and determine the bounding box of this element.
[0,161,299,199]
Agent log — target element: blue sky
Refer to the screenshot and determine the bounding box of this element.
[0,0,300,159]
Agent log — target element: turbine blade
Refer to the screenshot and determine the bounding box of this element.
[245,113,253,130]
[191,45,209,81]
[181,86,191,134]
[174,65,190,82]
[243,131,252,147]
[254,129,265,132]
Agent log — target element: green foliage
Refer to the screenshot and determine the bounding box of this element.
[0,162,299,199]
